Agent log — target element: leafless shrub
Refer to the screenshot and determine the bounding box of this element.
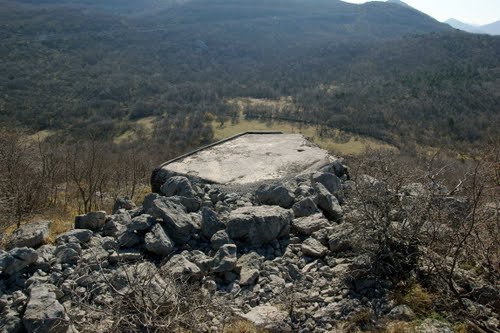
[348,147,499,320]
[67,255,229,333]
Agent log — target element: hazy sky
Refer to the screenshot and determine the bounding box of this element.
[342,0,500,25]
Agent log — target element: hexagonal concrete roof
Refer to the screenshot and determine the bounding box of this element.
[152,132,333,190]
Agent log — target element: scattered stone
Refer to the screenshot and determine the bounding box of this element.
[8,221,51,249]
[161,254,202,279]
[301,238,328,258]
[255,183,295,209]
[240,305,291,333]
[388,305,416,321]
[292,213,330,236]
[128,214,155,232]
[292,197,319,217]
[211,244,237,273]
[416,319,453,333]
[328,223,354,252]
[210,230,234,250]
[75,211,106,231]
[240,268,260,286]
[226,206,293,246]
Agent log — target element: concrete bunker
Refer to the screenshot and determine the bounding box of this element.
[151,132,336,192]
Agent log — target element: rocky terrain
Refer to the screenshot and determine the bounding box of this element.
[0,158,498,333]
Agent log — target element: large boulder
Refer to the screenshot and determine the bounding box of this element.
[145,224,174,256]
[56,229,93,244]
[148,197,196,244]
[255,183,295,209]
[0,247,38,276]
[314,183,343,221]
[160,176,197,198]
[8,221,51,249]
[226,206,293,246]
[240,305,291,333]
[312,172,342,196]
[75,211,106,231]
[23,284,70,333]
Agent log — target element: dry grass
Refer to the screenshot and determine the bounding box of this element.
[223,319,267,333]
[114,116,157,144]
[402,284,434,317]
[384,321,416,333]
[212,118,395,156]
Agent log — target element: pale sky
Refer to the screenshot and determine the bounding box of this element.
[342,0,500,25]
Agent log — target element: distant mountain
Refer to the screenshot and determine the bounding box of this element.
[445,18,500,35]
[480,20,500,35]
[445,18,481,33]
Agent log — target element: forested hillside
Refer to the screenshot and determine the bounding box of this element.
[3,0,498,150]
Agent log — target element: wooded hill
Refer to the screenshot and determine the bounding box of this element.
[0,0,499,149]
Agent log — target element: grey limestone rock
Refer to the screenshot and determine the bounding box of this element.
[112,196,137,213]
[8,221,51,249]
[0,247,38,276]
[312,172,342,196]
[328,223,354,253]
[23,284,70,333]
[314,183,343,221]
[292,213,330,236]
[161,254,202,279]
[292,197,319,217]
[75,211,106,231]
[210,230,234,250]
[255,183,295,209]
[160,176,197,198]
[201,207,225,239]
[128,214,155,232]
[145,224,174,256]
[211,244,237,273]
[149,197,196,244]
[240,305,291,333]
[301,238,329,258]
[56,229,93,245]
[226,206,293,246]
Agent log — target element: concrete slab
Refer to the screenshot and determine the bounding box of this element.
[151,132,333,191]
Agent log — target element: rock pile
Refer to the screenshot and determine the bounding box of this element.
[0,157,497,333]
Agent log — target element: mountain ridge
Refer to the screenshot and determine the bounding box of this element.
[445,17,500,35]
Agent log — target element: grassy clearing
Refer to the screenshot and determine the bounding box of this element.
[114,116,157,144]
[212,118,395,156]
